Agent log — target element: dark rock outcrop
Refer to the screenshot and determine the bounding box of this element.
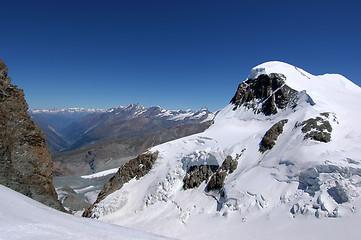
[230,73,298,115]
[259,119,288,153]
[83,151,159,217]
[182,152,243,193]
[183,165,218,190]
[0,59,65,211]
[206,155,239,192]
[300,113,332,143]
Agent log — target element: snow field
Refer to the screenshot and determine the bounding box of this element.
[85,61,361,239]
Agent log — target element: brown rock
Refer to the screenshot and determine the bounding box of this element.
[183,165,218,190]
[206,155,239,192]
[83,151,159,217]
[300,114,332,143]
[259,119,289,153]
[0,59,65,212]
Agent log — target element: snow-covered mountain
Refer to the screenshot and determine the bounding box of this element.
[84,61,361,239]
[0,185,172,240]
[30,107,106,114]
[63,103,215,149]
[105,103,214,123]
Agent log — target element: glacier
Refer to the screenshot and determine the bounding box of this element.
[86,61,361,239]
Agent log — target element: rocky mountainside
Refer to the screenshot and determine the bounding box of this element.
[30,104,215,155]
[36,104,215,176]
[0,59,65,212]
[83,61,361,239]
[61,103,215,151]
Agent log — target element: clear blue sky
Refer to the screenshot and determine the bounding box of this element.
[1,0,360,112]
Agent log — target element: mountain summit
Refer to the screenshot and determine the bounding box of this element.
[84,62,361,239]
[85,61,361,239]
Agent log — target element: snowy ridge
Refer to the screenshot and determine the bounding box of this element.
[88,61,361,239]
[30,104,216,123]
[103,103,216,122]
[30,108,106,114]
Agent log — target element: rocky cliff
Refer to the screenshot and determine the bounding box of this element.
[0,59,65,211]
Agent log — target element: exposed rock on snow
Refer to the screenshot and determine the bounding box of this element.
[206,154,240,192]
[259,119,288,153]
[299,113,334,143]
[182,152,242,191]
[183,165,218,190]
[231,73,299,115]
[83,151,159,217]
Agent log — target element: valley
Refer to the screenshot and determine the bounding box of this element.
[30,104,216,211]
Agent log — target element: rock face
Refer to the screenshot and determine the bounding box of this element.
[0,59,65,212]
[259,119,288,153]
[183,165,218,190]
[182,152,242,193]
[230,73,299,115]
[299,113,333,143]
[206,155,239,192]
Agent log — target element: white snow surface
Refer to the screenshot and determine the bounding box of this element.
[0,185,172,240]
[81,167,119,179]
[88,61,361,239]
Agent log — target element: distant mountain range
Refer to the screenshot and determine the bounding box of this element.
[29,108,106,152]
[29,104,216,176]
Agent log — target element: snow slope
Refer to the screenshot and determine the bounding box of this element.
[0,185,172,240]
[81,167,119,179]
[88,61,361,239]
